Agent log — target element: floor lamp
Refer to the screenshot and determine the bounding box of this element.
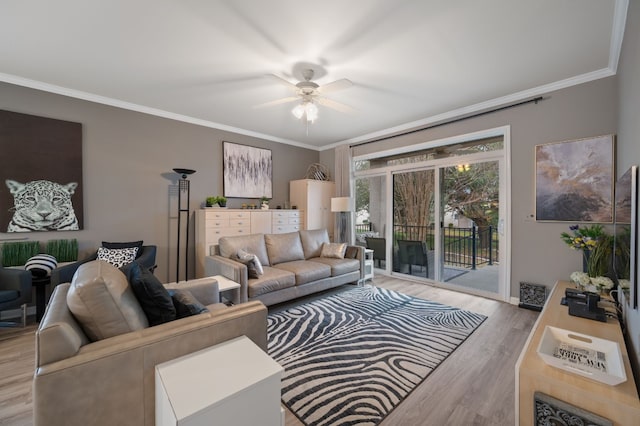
[173,168,195,282]
[331,197,354,244]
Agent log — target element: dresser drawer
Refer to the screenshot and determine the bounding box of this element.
[224,226,250,237]
[272,224,301,234]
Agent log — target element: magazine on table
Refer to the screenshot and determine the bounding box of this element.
[552,341,607,373]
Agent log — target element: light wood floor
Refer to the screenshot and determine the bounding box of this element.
[0,276,538,426]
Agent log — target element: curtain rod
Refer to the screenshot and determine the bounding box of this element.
[351,96,545,148]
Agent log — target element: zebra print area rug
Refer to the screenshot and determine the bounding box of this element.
[267,285,486,426]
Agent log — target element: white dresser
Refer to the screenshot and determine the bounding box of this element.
[271,209,303,234]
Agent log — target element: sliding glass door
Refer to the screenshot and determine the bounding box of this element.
[439,160,501,294]
[392,169,435,279]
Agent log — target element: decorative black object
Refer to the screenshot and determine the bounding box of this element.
[534,392,612,426]
[173,168,195,282]
[519,282,547,311]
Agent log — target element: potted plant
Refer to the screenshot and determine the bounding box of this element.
[260,196,270,210]
[205,196,227,208]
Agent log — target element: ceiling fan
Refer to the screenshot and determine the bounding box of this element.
[255,69,354,122]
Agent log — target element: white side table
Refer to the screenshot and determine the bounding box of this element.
[211,274,241,304]
[363,249,374,282]
[155,336,284,426]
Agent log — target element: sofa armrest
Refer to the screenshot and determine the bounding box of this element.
[34,300,267,426]
[205,255,249,303]
[163,277,220,305]
[348,245,365,279]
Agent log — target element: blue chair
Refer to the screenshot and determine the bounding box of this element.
[0,266,32,327]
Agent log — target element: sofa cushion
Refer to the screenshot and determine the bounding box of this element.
[320,242,347,259]
[170,289,209,318]
[219,234,270,266]
[274,260,332,285]
[311,257,361,277]
[247,266,296,298]
[97,246,139,268]
[299,229,330,259]
[121,261,176,326]
[67,260,148,341]
[265,232,305,265]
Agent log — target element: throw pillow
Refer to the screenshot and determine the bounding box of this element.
[234,256,259,278]
[170,289,209,319]
[344,246,359,259]
[102,240,144,259]
[67,260,148,341]
[25,253,58,278]
[237,248,264,274]
[321,242,347,259]
[122,261,176,326]
[97,246,139,268]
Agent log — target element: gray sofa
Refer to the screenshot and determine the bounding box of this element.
[33,261,268,426]
[205,228,364,306]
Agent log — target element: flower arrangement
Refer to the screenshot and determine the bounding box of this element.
[562,224,614,293]
[569,272,614,293]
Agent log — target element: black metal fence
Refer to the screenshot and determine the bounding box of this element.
[361,224,498,270]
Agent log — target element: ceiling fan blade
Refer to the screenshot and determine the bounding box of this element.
[267,74,298,91]
[253,96,300,109]
[316,97,355,114]
[318,78,353,94]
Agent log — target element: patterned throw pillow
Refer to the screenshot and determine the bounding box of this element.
[97,246,139,268]
[320,242,347,259]
[25,254,58,277]
[235,248,264,278]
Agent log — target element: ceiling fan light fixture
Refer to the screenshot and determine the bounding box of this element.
[292,103,305,119]
[306,103,318,122]
[291,101,318,122]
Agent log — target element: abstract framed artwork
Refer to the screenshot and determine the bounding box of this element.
[0,109,83,232]
[535,134,615,222]
[223,141,272,198]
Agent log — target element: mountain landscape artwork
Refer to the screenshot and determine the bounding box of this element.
[535,135,614,222]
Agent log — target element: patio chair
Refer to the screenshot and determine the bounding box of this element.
[365,237,386,268]
[397,240,429,277]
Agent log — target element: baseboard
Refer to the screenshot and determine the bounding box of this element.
[509,296,520,305]
[0,305,36,320]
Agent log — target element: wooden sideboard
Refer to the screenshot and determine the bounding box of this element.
[516,280,640,425]
[195,208,302,277]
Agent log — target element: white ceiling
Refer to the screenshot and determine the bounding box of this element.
[0,0,627,151]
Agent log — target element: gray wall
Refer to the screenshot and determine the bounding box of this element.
[342,76,617,299]
[617,0,640,373]
[0,82,319,282]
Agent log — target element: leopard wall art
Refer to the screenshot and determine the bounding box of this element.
[5,179,79,232]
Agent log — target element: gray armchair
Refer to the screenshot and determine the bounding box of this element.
[51,245,157,287]
[0,266,32,327]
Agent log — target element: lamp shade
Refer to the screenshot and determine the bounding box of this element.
[331,197,353,212]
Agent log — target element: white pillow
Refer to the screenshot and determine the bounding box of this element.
[97,246,139,268]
